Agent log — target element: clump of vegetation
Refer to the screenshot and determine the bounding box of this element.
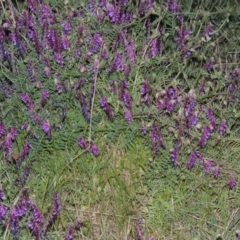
[1,0,240,239]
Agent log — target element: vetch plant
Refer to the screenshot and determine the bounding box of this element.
[0,0,239,238]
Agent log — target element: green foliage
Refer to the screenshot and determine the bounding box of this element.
[0,0,240,239]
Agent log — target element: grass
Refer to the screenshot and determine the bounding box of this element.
[6,131,238,239]
[1,0,240,239]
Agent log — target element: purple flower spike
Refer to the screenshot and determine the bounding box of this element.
[167,0,180,12]
[0,204,8,224]
[149,38,158,57]
[149,237,156,240]
[141,122,147,135]
[78,137,86,149]
[65,225,74,240]
[10,211,19,239]
[187,151,197,169]
[31,204,44,227]
[123,91,132,109]
[100,97,113,121]
[52,193,61,216]
[213,165,220,178]
[42,121,52,140]
[77,92,90,122]
[62,21,71,35]
[203,159,212,172]
[20,93,32,111]
[199,125,211,147]
[107,4,117,23]
[90,143,99,156]
[44,193,61,236]
[219,119,227,135]
[150,123,165,156]
[17,141,31,167]
[203,22,213,38]
[28,218,42,239]
[204,59,213,71]
[41,90,49,107]
[22,166,30,186]
[126,39,136,65]
[229,178,236,189]
[124,109,133,123]
[62,36,70,50]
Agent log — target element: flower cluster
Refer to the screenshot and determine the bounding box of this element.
[78,137,99,156]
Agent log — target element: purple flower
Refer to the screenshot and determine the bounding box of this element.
[141,80,151,104]
[9,210,20,238]
[27,61,36,82]
[17,141,31,167]
[231,69,239,78]
[62,36,70,50]
[27,0,37,13]
[31,204,44,227]
[150,123,165,156]
[54,52,64,66]
[107,4,117,23]
[213,165,220,178]
[203,159,213,172]
[90,143,99,156]
[167,0,180,12]
[0,204,8,224]
[44,192,61,235]
[141,122,147,135]
[28,217,42,239]
[187,151,197,169]
[124,109,133,123]
[126,39,136,65]
[229,178,236,189]
[227,83,235,92]
[204,59,213,71]
[148,237,156,240]
[157,99,165,110]
[167,87,177,100]
[186,113,198,128]
[203,23,213,38]
[22,166,30,186]
[65,225,74,240]
[90,33,102,54]
[123,91,132,109]
[165,99,176,114]
[109,80,117,93]
[110,52,124,72]
[32,113,42,125]
[44,66,51,78]
[100,97,113,120]
[170,147,179,167]
[20,93,32,111]
[102,47,109,59]
[199,125,211,147]
[219,119,227,135]
[75,48,81,59]
[184,95,196,117]
[62,21,71,35]
[149,38,158,57]
[52,193,61,216]
[41,90,49,107]
[42,121,52,140]
[78,137,86,149]
[77,92,90,122]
